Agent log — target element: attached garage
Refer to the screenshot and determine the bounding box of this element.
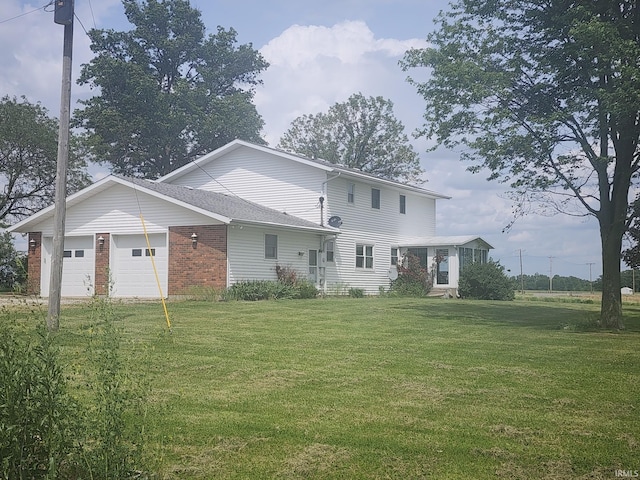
[41,236,95,297]
[9,174,335,298]
[111,233,168,297]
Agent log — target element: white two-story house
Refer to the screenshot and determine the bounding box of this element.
[9,140,492,297]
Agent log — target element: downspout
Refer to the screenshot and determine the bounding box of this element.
[319,171,342,226]
[318,171,341,293]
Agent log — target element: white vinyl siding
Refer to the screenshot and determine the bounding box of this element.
[166,148,328,224]
[227,225,322,285]
[321,178,439,294]
[28,183,219,236]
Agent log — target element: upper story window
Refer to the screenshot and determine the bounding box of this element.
[265,234,278,259]
[399,194,406,214]
[371,188,380,209]
[347,183,355,204]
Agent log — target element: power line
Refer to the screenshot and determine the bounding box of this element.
[88,0,97,29]
[0,1,54,25]
[74,12,89,36]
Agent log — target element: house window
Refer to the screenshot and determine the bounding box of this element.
[391,248,398,266]
[265,234,278,259]
[356,244,373,269]
[399,195,406,214]
[132,249,142,257]
[63,250,72,258]
[145,248,156,257]
[74,250,84,258]
[326,240,335,262]
[460,247,474,271]
[407,247,428,268]
[371,188,380,209]
[347,183,355,204]
[475,248,488,264]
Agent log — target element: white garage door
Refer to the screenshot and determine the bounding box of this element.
[111,234,168,297]
[41,236,95,297]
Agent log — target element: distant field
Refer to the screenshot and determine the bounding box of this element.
[13,297,640,479]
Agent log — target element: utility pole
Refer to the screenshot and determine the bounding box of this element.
[519,249,524,294]
[548,256,554,292]
[48,0,74,331]
[586,262,595,293]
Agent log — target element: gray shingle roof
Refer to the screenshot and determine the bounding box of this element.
[121,176,333,232]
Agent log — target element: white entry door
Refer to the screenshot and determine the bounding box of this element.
[111,234,168,297]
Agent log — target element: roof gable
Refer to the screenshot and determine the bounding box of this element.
[9,175,337,234]
[157,139,450,200]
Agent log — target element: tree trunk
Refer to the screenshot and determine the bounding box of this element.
[599,221,625,330]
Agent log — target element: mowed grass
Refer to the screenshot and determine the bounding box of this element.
[40,297,640,478]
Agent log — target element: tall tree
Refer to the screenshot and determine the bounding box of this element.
[622,198,640,270]
[0,231,26,291]
[0,96,89,226]
[75,0,268,179]
[278,93,424,184]
[401,1,640,329]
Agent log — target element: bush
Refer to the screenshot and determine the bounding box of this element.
[227,280,297,301]
[0,319,81,480]
[349,287,365,298]
[390,253,432,297]
[295,279,319,299]
[84,296,149,479]
[0,299,152,480]
[458,261,515,300]
[226,279,318,301]
[225,266,319,301]
[275,264,298,285]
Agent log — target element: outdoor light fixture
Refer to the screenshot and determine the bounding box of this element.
[29,238,36,250]
[98,236,105,248]
[191,232,198,247]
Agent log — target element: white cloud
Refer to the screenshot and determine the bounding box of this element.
[256,20,427,146]
[0,0,122,113]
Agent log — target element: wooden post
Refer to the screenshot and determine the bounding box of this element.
[48,9,74,331]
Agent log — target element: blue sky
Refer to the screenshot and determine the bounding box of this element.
[1,0,604,280]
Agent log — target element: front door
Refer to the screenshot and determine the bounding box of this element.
[436,248,449,285]
[308,249,318,284]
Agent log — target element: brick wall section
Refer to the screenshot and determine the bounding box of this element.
[94,233,110,295]
[27,232,42,295]
[168,225,227,295]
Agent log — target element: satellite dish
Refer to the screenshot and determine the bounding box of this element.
[328,215,343,228]
[388,267,398,281]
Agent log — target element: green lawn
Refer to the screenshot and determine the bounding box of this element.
[29,297,640,478]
